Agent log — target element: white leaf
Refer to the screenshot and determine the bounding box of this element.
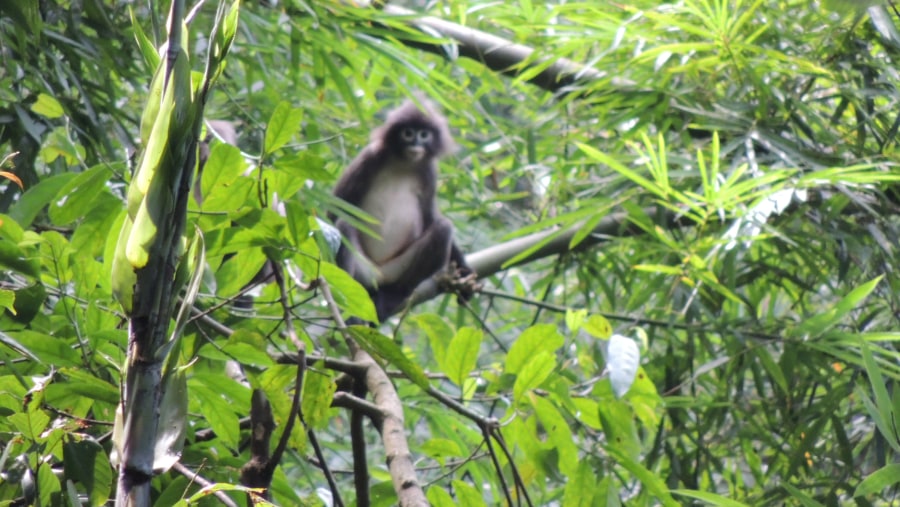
[608,334,640,398]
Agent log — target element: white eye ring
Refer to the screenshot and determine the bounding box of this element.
[417,130,432,143]
[400,128,416,142]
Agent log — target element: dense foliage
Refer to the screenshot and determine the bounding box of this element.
[2,0,900,505]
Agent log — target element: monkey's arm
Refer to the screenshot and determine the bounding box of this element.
[335,219,383,288]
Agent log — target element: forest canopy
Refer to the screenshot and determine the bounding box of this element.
[1,0,900,505]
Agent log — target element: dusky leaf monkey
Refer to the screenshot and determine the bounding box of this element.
[332,96,475,321]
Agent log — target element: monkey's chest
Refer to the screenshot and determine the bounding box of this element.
[359,172,425,264]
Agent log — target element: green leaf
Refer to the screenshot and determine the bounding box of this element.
[450,480,488,507]
[48,165,110,225]
[563,460,598,507]
[264,101,303,155]
[607,445,679,507]
[9,409,50,441]
[582,314,612,338]
[0,237,39,278]
[854,463,900,498]
[781,483,826,506]
[273,152,333,182]
[533,394,578,475]
[513,350,555,404]
[349,326,430,389]
[54,368,120,405]
[409,313,454,363]
[444,327,482,387]
[0,289,14,314]
[302,368,337,430]
[7,172,76,227]
[671,490,751,506]
[13,330,78,367]
[191,382,240,450]
[598,397,641,461]
[199,143,248,202]
[506,324,564,375]
[222,341,274,369]
[31,93,64,119]
[63,439,112,507]
[0,330,39,362]
[797,277,881,337]
[321,262,377,323]
[130,8,160,70]
[37,462,61,506]
[427,485,456,507]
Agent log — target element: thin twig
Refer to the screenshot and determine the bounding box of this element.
[173,462,240,507]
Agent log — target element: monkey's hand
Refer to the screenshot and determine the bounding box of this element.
[438,262,480,303]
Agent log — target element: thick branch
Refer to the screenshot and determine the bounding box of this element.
[377,5,632,94]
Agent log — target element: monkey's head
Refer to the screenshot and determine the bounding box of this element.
[372,97,454,163]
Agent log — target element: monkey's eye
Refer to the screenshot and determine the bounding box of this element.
[417,130,432,143]
[400,128,416,143]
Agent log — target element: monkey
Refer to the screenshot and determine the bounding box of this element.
[332,96,474,322]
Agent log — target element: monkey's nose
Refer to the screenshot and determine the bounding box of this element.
[405,146,426,161]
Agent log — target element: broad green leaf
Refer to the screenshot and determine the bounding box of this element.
[581,314,611,339]
[427,485,456,507]
[513,350,555,404]
[0,290,14,314]
[63,439,112,507]
[444,327,482,387]
[409,313,454,363]
[54,368,120,405]
[350,326,430,389]
[563,460,598,507]
[0,237,39,278]
[532,393,578,475]
[199,143,247,201]
[191,382,240,450]
[598,397,641,461]
[301,368,337,430]
[0,330,40,362]
[321,262,377,323]
[9,409,50,441]
[37,462,61,506]
[506,324,564,375]
[420,438,462,466]
[564,308,587,333]
[31,93,64,119]
[48,165,110,225]
[451,480,488,507]
[13,330,79,367]
[264,101,303,155]
[7,172,76,227]
[273,152,333,182]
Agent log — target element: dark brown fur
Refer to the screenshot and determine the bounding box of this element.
[333,97,472,321]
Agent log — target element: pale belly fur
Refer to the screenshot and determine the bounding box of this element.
[359,170,423,264]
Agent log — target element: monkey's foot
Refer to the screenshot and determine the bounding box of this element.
[437,267,481,302]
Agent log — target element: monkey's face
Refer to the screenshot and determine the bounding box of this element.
[392,124,439,162]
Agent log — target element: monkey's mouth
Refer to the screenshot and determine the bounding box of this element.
[405,146,426,161]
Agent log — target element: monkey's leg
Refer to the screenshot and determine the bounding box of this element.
[375,216,453,287]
